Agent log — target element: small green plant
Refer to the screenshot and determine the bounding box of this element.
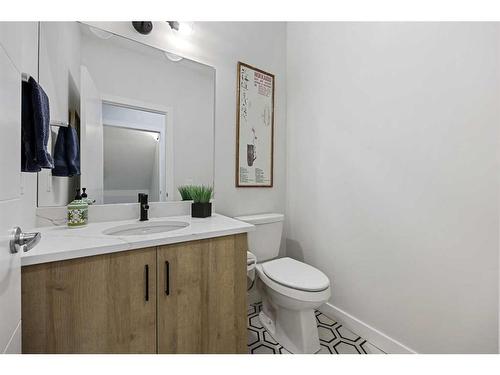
[177,185,194,201]
[189,185,213,203]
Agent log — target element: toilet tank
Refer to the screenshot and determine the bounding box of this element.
[234,213,284,262]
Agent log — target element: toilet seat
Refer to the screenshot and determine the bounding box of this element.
[255,258,331,305]
[261,257,330,292]
[256,265,331,304]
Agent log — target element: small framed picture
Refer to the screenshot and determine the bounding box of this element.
[236,62,275,187]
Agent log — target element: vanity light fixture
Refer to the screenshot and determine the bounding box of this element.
[167,21,194,36]
[132,21,153,35]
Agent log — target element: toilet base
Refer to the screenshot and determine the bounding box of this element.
[259,298,321,354]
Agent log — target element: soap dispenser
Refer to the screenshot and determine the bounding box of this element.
[67,188,88,227]
[81,187,95,205]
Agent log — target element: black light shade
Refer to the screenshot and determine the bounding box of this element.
[132,21,153,35]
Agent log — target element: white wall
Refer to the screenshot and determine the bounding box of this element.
[84,22,287,218]
[286,22,500,353]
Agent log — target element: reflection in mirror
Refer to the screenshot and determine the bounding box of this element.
[102,103,166,204]
[103,127,160,204]
[37,22,215,206]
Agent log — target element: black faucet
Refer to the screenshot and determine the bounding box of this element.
[138,193,149,221]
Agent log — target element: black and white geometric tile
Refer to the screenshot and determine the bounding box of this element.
[247,303,385,354]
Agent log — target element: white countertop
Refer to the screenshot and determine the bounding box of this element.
[21,214,254,266]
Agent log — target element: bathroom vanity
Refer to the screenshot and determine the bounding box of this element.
[21,214,253,354]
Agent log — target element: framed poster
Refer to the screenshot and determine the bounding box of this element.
[236,62,275,187]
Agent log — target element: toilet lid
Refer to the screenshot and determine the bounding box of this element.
[261,257,330,292]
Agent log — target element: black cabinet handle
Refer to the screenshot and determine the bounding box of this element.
[165,261,170,296]
[144,264,149,301]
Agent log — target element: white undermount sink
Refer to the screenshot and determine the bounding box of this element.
[102,221,189,236]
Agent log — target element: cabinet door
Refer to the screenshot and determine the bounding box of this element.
[22,248,156,353]
[157,234,247,353]
[204,234,248,353]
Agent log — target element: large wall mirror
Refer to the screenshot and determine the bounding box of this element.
[37,22,215,206]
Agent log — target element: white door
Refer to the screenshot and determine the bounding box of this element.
[80,66,104,204]
[0,43,22,354]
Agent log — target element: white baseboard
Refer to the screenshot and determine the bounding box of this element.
[318,302,417,354]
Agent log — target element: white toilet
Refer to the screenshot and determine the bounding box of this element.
[235,213,331,354]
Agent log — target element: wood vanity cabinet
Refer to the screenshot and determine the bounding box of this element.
[21,247,157,353]
[157,235,247,353]
[21,234,247,354]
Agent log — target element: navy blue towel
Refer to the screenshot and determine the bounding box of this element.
[21,77,54,172]
[21,79,39,172]
[52,127,68,176]
[52,126,80,177]
[66,126,80,176]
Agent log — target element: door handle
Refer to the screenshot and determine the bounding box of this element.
[9,227,41,254]
[144,264,149,302]
[165,261,170,295]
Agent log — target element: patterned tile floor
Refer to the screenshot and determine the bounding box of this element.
[247,303,385,354]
